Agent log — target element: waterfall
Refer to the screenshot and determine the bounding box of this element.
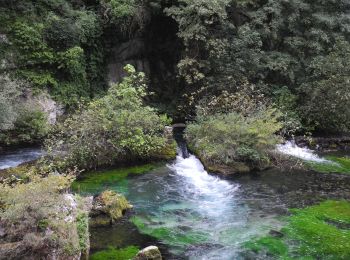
[173,125,189,159]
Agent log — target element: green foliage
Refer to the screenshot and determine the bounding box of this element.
[245,200,350,259]
[0,74,21,130]
[272,86,303,136]
[187,91,282,167]
[76,211,90,253]
[299,39,350,133]
[14,106,50,143]
[45,65,173,170]
[165,0,231,90]
[1,1,105,107]
[90,246,139,260]
[165,0,350,133]
[0,103,50,146]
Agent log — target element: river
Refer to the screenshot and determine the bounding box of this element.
[0,147,42,170]
[75,145,350,259]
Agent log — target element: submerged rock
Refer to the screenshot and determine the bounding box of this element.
[134,246,162,260]
[89,190,132,227]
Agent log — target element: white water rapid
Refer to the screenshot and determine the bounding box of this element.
[168,154,239,219]
[276,140,330,163]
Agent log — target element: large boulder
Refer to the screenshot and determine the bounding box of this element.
[134,246,162,260]
[89,190,132,227]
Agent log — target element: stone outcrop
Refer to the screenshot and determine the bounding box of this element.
[134,246,162,260]
[201,159,251,176]
[20,90,64,125]
[89,190,133,227]
[107,38,150,83]
[295,136,350,151]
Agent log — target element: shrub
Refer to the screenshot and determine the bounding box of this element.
[187,90,282,168]
[13,105,50,143]
[299,39,350,133]
[45,65,173,170]
[0,174,84,259]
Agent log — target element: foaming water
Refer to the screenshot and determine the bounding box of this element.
[168,155,239,218]
[276,140,330,163]
[122,155,283,259]
[0,148,42,170]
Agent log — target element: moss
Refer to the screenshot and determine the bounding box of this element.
[76,212,89,253]
[307,156,350,174]
[130,216,208,247]
[90,191,132,227]
[100,190,132,220]
[244,200,350,259]
[90,246,139,260]
[245,236,289,257]
[71,163,161,195]
[285,200,350,258]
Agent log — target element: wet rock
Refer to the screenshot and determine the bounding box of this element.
[203,160,251,176]
[134,246,162,260]
[89,190,132,227]
[295,136,350,151]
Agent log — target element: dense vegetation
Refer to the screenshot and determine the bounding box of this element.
[186,89,282,171]
[1,0,349,158]
[45,65,174,170]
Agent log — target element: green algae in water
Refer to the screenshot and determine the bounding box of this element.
[131,215,208,249]
[245,236,289,257]
[90,246,139,260]
[307,156,350,174]
[71,163,161,195]
[245,200,350,259]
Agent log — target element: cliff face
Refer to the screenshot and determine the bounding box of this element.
[107,38,150,83]
[104,13,184,118]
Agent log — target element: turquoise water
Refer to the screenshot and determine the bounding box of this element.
[76,155,286,259]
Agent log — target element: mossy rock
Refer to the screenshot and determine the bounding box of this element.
[89,190,132,227]
[202,159,251,175]
[153,140,177,161]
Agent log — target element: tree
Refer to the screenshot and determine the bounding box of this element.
[299,39,350,133]
[45,65,174,170]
